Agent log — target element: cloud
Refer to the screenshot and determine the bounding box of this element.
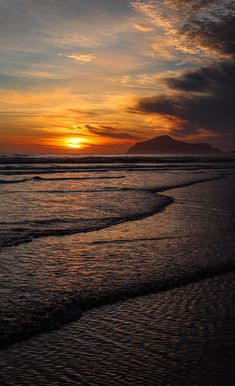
[136,65,235,133]
[131,0,235,148]
[121,75,131,84]
[75,124,141,141]
[131,0,235,58]
[132,23,154,32]
[0,0,135,60]
[165,63,235,94]
[135,63,235,145]
[63,53,96,63]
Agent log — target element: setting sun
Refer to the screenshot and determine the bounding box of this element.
[66,138,83,149]
[0,1,234,385]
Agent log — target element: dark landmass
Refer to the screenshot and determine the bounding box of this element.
[127,135,222,155]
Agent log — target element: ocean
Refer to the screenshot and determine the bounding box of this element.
[0,155,234,385]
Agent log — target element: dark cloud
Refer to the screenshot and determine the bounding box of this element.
[133,0,235,57]
[137,69,235,135]
[181,13,235,58]
[165,62,235,93]
[85,124,140,140]
[74,124,140,141]
[134,0,235,147]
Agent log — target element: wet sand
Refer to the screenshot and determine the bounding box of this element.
[0,272,234,386]
[0,176,234,385]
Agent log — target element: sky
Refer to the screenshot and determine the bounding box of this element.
[0,0,234,154]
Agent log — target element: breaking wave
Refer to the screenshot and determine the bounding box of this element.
[0,175,125,184]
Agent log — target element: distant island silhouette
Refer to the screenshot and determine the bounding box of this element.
[127,135,222,155]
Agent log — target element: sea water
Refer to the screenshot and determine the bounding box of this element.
[0,155,234,385]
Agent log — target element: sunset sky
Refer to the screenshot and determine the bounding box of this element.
[0,0,234,153]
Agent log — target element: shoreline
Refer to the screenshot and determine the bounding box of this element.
[0,176,234,350]
[0,174,224,250]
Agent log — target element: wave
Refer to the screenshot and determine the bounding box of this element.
[0,175,125,184]
[1,154,234,165]
[0,189,118,195]
[0,260,234,350]
[0,168,109,175]
[31,175,125,181]
[0,178,29,184]
[155,175,225,192]
[0,165,234,177]
[0,175,224,250]
[0,194,173,248]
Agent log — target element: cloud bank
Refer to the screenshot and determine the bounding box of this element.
[132,0,235,148]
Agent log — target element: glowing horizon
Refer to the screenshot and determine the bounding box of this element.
[0,1,234,153]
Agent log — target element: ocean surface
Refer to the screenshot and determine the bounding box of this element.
[0,155,234,385]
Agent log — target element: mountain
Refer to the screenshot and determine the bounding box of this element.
[127,135,222,155]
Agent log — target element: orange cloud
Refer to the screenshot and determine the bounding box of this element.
[63,53,96,63]
[132,23,154,32]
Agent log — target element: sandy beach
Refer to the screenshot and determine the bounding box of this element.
[0,172,234,385]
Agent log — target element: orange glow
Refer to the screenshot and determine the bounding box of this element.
[66,137,84,149]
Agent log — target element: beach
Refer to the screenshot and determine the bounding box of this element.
[0,156,234,385]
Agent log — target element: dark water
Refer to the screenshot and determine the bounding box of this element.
[0,155,234,385]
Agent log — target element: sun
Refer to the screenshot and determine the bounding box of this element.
[66,137,83,149]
